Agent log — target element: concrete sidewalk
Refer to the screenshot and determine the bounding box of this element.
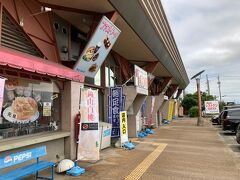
[32,118,240,180]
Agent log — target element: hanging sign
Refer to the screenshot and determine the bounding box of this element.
[168,100,174,121]
[205,101,219,114]
[78,88,100,161]
[74,16,121,77]
[164,95,169,100]
[0,79,5,116]
[120,111,128,145]
[134,65,148,95]
[108,87,125,137]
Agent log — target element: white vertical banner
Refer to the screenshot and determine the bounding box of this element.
[78,88,100,161]
[134,65,148,95]
[120,111,128,145]
[0,79,5,116]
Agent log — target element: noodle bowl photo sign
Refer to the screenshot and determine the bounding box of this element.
[3,97,39,123]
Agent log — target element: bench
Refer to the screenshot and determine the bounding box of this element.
[0,146,55,180]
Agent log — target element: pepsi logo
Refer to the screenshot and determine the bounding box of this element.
[4,156,12,164]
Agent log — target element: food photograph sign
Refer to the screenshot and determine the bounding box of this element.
[2,79,39,124]
[74,16,121,77]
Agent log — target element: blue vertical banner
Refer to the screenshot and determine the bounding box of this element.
[122,95,126,111]
[107,95,112,124]
[108,87,125,138]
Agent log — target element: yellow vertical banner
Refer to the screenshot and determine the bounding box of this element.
[120,111,128,145]
[168,100,174,121]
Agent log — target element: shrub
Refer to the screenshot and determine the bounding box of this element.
[189,106,199,117]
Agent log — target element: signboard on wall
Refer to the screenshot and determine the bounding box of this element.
[120,111,128,145]
[205,101,219,114]
[134,65,148,95]
[74,16,121,77]
[78,88,100,161]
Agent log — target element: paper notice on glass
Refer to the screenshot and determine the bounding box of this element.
[0,79,5,117]
[78,88,100,161]
[43,102,51,117]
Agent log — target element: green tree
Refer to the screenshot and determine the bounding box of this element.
[219,101,226,111]
[189,106,199,117]
[181,94,197,114]
[182,92,215,115]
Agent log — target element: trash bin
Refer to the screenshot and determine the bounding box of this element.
[99,122,112,150]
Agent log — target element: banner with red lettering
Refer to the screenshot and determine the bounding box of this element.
[0,79,5,117]
[78,88,99,161]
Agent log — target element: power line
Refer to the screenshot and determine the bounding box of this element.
[206,74,210,95]
[217,76,222,102]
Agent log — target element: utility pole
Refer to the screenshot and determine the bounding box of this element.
[190,70,205,126]
[196,78,202,126]
[217,76,222,102]
[206,74,210,95]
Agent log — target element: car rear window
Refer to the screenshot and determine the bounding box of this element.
[228,110,240,116]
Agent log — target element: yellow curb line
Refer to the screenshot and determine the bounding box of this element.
[125,143,167,180]
[131,140,161,146]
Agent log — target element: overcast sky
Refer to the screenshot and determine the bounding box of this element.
[162,0,240,103]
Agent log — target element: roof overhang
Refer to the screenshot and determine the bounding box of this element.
[39,0,188,87]
[0,47,85,82]
[109,0,189,89]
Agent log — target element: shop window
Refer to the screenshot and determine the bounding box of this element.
[94,69,101,86]
[0,78,61,139]
[105,66,115,87]
[105,54,121,87]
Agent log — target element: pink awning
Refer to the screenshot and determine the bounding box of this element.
[0,47,85,82]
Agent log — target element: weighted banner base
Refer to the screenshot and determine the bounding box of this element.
[123,141,135,150]
[66,162,85,176]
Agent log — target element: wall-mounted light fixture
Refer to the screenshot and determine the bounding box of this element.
[20,6,52,27]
